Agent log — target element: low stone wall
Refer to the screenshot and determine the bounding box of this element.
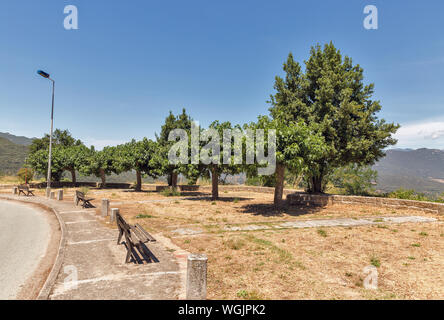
[287,192,444,215]
[200,185,299,196]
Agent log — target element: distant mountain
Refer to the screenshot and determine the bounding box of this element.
[373,148,444,195]
[0,137,29,175]
[0,132,35,146]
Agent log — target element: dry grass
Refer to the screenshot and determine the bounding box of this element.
[0,175,21,184]
[76,187,443,300]
[3,186,443,299]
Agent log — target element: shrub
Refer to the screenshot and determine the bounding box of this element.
[79,186,90,195]
[17,168,34,184]
[329,164,377,196]
[370,256,381,268]
[388,188,429,201]
[160,188,181,197]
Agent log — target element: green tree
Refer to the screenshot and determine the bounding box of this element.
[246,116,326,204]
[114,139,162,191]
[27,129,86,182]
[60,145,91,183]
[26,147,66,181]
[78,146,116,187]
[202,121,243,200]
[156,109,194,189]
[29,129,82,154]
[269,43,399,193]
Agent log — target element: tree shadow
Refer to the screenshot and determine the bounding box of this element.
[182,195,252,202]
[240,202,325,218]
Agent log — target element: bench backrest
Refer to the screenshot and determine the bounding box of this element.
[76,191,85,200]
[116,212,131,236]
[18,185,29,191]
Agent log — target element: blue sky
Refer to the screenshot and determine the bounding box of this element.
[1,0,443,149]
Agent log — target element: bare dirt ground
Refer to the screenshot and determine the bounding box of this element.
[2,186,443,300]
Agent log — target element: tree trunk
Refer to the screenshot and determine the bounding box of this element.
[70,169,76,184]
[310,175,324,193]
[211,167,219,200]
[171,172,178,190]
[167,173,172,186]
[135,170,142,192]
[100,169,106,188]
[274,163,285,205]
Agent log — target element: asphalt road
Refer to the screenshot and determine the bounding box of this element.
[0,200,50,299]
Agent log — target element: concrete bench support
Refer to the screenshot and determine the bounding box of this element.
[13,187,18,195]
[50,191,56,199]
[110,208,119,223]
[101,199,109,217]
[186,254,207,300]
[57,190,63,201]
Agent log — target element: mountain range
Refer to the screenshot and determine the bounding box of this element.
[0,132,443,194]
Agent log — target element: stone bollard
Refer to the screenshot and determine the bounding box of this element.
[186,254,208,300]
[50,192,56,199]
[110,208,119,223]
[101,199,109,217]
[13,187,18,195]
[57,190,63,201]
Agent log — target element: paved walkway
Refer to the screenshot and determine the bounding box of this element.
[0,194,187,300]
[171,215,438,236]
[0,200,50,299]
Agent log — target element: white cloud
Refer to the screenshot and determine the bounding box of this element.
[394,120,444,149]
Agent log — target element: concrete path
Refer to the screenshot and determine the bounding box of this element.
[0,200,50,299]
[0,194,187,300]
[171,215,438,235]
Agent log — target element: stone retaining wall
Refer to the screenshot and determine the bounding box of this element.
[199,185,300,195]
[287,192,444,215]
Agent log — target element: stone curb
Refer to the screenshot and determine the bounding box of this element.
[0,195,67,300]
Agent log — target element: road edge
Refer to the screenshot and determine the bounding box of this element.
[0,195,67,300]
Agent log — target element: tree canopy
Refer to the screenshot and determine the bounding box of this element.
[269,42,399,193]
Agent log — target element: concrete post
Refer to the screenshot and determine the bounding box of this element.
[74,193,78,205]
[101,199,109,217]
[13,187,18,195]
[50,191,55,199]
[186,254,208,300]
[110,208,119,223]
[46,188,51,198]
[57,190,63,201]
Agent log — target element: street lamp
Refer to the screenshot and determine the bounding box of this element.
[37,70,55,197]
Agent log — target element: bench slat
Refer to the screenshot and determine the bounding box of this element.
[134,223,156,242]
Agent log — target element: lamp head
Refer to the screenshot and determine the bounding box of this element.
[37,70,50,78]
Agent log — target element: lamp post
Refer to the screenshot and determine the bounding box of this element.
[37,70,55,197]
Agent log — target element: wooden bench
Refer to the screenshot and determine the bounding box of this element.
[75,191,95,208]
[18,185,35,197]
[116,212,156,263]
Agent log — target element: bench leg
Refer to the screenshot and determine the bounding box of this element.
[117,229,123,245]
[125,242,133,263]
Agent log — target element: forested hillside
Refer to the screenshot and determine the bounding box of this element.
[0,137,29,175]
